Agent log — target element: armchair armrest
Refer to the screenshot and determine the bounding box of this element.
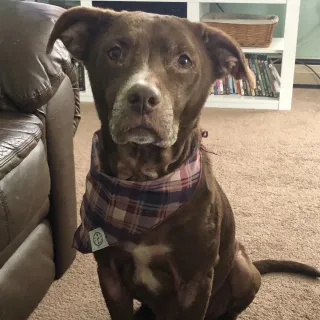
[45,75,79,279]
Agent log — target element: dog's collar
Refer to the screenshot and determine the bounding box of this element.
[73,130,202,253]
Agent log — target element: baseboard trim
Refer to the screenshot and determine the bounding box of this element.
[270,58,320,65]
[295,59,320,65]
[293,84,320,89]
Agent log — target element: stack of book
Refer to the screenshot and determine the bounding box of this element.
[210,55,281,98]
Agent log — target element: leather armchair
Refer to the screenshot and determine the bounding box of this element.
[0,1,80,319]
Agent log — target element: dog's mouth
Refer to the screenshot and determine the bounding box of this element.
[110,116,179,148]
[124,126,159,145]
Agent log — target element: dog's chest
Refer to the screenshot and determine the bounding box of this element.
[122,201,217,308]
[73,130,202,254]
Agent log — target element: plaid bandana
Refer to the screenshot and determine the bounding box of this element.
[73,130,202,254]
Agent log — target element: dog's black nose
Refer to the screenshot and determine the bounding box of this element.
[127,84,160,114]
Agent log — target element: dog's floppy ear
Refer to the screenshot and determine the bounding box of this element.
[199,24,256,89]
[46,7,114,62]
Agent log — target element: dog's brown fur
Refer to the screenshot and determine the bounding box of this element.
[48,7,320,320]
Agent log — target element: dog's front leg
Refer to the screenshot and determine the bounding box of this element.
[97,260,134,320]
[175,268,214,320]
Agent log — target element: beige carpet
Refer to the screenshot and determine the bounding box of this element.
[30,89,320,320]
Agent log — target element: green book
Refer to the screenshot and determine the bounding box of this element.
[257,57,268,97]
[260,55,274,98]
[263,60,277,98]
[261,55,273,97]
[250,57,261,96]
[253,56,265,96]
[260,59,273,97]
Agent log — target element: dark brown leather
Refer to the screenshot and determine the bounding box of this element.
[0,113,50,265]
[0,220,55,320]
[0,1,74,113]
[0,1,80,319]
[0,113,43,180]
[46,75,78,279]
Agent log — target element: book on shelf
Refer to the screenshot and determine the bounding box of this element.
[239,79,244,96]
[268,58,281,95]
[228,75,234,94]
[224,77,230,95]
[209,54,281,99]
[74,60,86,92]
[258,57,269,97]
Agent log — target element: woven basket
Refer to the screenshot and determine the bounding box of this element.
[201,13,279,48]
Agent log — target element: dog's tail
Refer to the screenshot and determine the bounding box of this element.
[253,260,320,278]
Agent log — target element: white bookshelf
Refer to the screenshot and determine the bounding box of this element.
[242,38,284,54]
[79,0,301,110]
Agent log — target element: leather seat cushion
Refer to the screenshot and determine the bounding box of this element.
[0,112,50,262]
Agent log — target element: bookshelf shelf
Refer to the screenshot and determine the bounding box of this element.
[79,0,301,110]
[206,95,279,110]
[242,38,284,54]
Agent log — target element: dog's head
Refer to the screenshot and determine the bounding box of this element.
[47,7,254,149]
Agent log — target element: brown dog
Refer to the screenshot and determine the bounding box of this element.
[47,7,320,320]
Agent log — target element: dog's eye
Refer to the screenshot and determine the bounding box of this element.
[107,46,122,60]
[178,54,192,68]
